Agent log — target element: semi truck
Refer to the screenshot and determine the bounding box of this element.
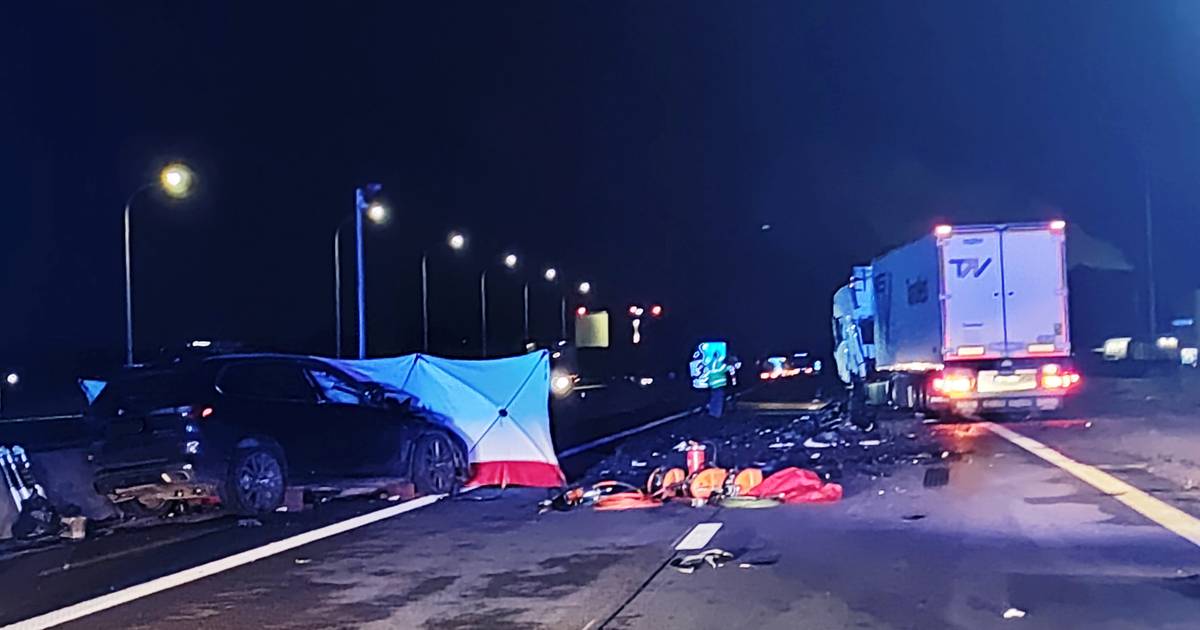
[833,221,1080,417]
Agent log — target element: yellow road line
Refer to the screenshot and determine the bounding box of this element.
[985,422,1200,549]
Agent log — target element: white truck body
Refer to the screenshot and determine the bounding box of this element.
[874,223,1069,367]
[834,222,1076,416]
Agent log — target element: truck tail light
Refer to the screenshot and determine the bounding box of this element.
[932,373,974,395]
[1040,364,1080,390]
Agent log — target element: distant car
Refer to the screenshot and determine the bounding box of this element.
[87,354,469,516]
[757,353,822,381]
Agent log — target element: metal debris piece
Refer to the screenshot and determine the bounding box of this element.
[924,467,951,488]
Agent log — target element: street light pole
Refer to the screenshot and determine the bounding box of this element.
[480,269,488,357]
[560,295,567,341]
[123,183,151,366]
[1142,156,1158,336]
[523,282,530,342]
[354,188,367,359]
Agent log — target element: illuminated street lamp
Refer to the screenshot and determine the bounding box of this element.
[420,230,468,353]
[503,253,519,269]
[0,371,18,415]
[124,162,196,365]
[333,184,386,358]
[159,163,194,198]
[543,267,558,282]
[578,281,591,295]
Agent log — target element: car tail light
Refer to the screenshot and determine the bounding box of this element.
[760,372,771,380]
[179,405,214,420]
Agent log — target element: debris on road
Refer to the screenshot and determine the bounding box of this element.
[236,518,263,528]
[570,395,953,505]
[1002,607,1027,619]
[923,467,951,488]
[670,548,735,574]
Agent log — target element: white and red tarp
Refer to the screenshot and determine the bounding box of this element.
[336,351,564,488]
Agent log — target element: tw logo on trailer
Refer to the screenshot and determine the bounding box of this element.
[948,257,992,279]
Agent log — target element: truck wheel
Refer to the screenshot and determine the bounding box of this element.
[412,434,460,495]
[220,445,287,515]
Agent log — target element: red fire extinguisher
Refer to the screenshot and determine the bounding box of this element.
[685,441,707,474]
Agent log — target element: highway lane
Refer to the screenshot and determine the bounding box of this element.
[4,380,1200,629]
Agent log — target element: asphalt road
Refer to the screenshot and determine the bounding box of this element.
[4,379,1200,629]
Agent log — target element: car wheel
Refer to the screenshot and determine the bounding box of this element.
[120,496,172,519]
[221,445,287,515]
[412,434,460,495]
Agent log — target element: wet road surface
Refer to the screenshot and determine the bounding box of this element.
[3,381,1200,629]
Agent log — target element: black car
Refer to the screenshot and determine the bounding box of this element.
[87,354,469,515]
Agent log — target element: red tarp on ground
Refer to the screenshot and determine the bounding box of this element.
[747,467,843,503]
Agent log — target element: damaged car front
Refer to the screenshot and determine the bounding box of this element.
[86,356,470,517]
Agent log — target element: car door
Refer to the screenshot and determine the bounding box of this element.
[213,361,332,480]
[303,364,404,476]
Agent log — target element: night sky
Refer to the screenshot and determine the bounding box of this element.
[4,2,1200,378]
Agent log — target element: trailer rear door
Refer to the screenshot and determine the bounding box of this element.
[999,227,1069,357]
[940,229,1006,359]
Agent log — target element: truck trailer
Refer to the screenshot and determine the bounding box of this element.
[833,221,1080,417]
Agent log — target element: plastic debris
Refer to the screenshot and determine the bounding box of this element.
[237,518,263,528]
[294,558,312,565]
[803,438,834,449]
[1002,607,1027,619]
[858,439,882,446]
[670,549,735,573]
[631,460,648,468]
[768,442,795,450]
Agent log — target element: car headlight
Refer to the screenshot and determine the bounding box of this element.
[551,371,574,397]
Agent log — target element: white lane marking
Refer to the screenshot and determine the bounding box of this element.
[674,522,723,551]
[0,414,84,425]
[557,407,703,459]
[2,493,448,630]
[985,422,1200,549]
